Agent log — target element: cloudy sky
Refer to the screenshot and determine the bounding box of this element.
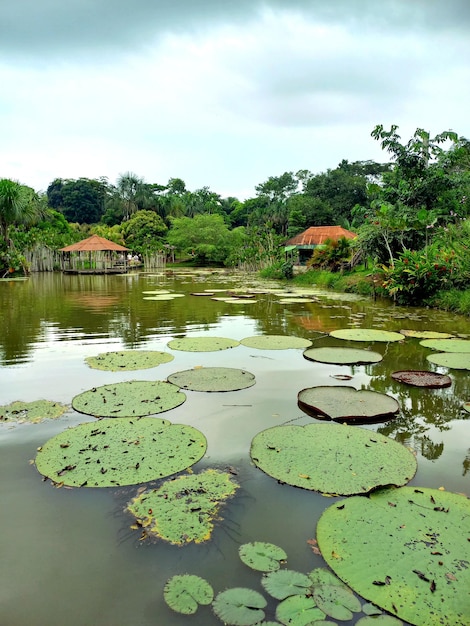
[1,0,469,199]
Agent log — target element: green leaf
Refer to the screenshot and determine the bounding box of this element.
[239,542,287,572]
[163,574,213,614]
[167,336,240,351]
[0,399,68,423]
[317,486,470,625]
[312,584,361,620]
[356,616,403,625]
[275,595,326,626]
[420,338,470,352]
[85,350,174,371]
[240,335,312,350]
[329,329,404,342]
[250,423,417,495]
[298,386,399,422]
[426,352,470,370]
[167,367,256,392]
[72,380,186,418]
[399,330,454,339]
[261,569,313,600]
[35,417,207,487]
[303,347,383,365]
[127,469,238,545]
[212,588,267,626]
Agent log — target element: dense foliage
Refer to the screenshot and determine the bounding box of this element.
[3,124,470,310]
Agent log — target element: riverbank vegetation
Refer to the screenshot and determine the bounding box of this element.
[1,125,470,313]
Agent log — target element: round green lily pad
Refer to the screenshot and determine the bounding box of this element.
[426,352,470,370]
[250,423,417,495]
[303,347,383,365]
[420,338,470,352]
[72,380,186,418]
[329,329,404,342]
[85,350,174,371]
[399,330,454,339]
[317,486,470,626]
[239,542,288,572]
[356,617,403,626]
[212,588,267,626]
[297,386,400,422]
[0,399,68,424]
[142,290,171,294]
[143,294,185,300]
[163,574,214,615]
[167,337,240,352]
[167,367,256,392]
[275,595,326,625]
[35,417,207,487]
[391,371,452,388]
[312,584,362,621]
[240,335,312,350]
[127,469,238,545]
[261,569,312,600]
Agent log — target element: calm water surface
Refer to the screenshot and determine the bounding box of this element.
[0,270,469,626]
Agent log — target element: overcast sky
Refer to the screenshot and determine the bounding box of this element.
[1,0,469,199]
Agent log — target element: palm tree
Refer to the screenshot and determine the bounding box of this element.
[116,172,144,220]
[0,179,44,274]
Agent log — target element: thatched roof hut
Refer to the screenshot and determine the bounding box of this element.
[59,235,129,274]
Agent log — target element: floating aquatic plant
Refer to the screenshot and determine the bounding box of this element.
[426,352,470,370]
[297,386,400,421]
[85,350,174,371]
[303,346,383,365]
[163,574,214,615]
[330,329,404,342]
[250,423,417,495]
[212,588,267,626]
[35,417,206,487]
[167,367,256,392]
[72,380,186,418]
[239,542,287,572]
[240,335,312,350]
[127,469,238,545]
[317,486,470,625]
[399,330,454,339]
[0,399,68,424]
[167,337,240,352]
[391,370,452,388]
[420,338,470,352]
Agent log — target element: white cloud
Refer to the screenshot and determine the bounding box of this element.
[1,2,469,198]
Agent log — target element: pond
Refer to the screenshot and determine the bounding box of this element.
[0,269,469,626]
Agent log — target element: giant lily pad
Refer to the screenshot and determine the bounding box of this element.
[391,370,452,388]
[329,329,404,342]
[239,542,287,572]
[34,417,206,487]
[167,367,256,392]
[0,399,68,424]
[297,386,400,422]
[317,486,470,626]
[420,338,470,352]
[399,330,454,339]
[426,352,470,370]
[72,380,186,417]
[250,423,417,495]
[127,469,238,545]
[212,588,267,626]
[240,335,312,350]
[167,337,240,352]
[303,347,383,365]
[85,350,174,371]
[163,574,214,615]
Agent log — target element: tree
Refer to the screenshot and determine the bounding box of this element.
[117,171,144,220]
[120,210,168,254]
[167,214,243,265]
[0,179,44,273]
[46,178,108,224]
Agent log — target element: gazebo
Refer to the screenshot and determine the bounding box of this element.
[284,226,357,265]
[59,235,130,274]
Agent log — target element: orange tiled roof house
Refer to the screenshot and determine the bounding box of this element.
[284,226,357,265]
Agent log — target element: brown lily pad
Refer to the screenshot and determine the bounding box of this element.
[391,370,452,388]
